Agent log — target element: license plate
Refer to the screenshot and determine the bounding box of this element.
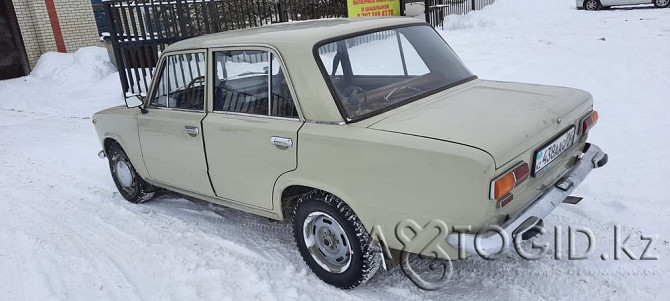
[533,126,576,176]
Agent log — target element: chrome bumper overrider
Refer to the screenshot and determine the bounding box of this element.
[98,150,106,159]
[446,143,608,255]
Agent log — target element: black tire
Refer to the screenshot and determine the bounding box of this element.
[292,190,379,289]
[108,143,156,203]
[584,0,601,10]
[654,0,670,8]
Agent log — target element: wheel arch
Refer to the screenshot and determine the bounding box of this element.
[100,133,150,179]
[103,137,119,153]
[275,181,367,226]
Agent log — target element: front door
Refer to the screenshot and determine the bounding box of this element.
[138,51,214,196]
[202,49,303,209]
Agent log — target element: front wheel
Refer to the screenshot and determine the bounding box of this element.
[108,143,156,203]
[292,191,379,289]
[584,0,601,10]
[654,0,670,8]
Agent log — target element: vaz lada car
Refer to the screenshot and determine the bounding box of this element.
[93,17,608,289]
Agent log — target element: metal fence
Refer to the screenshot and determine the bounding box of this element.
[104,0,494,95]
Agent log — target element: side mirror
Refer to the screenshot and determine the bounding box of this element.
[125,95,144,108]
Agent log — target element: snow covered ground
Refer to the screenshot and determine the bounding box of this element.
[1,0,668,300]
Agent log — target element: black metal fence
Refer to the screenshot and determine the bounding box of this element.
[104,0,495,95]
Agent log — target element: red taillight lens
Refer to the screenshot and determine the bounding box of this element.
[580,111,599,135]
[513,163,530,183]
[498,194,514,208]
[490,162,530,200]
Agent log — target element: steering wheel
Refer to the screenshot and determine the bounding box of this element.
[184,75,205,108]
[341,85,367,110]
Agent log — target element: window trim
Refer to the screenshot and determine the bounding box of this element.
[145,49,208,113]
[208,45,304,121]
[312,23,478,124]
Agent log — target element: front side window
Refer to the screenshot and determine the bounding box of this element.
[317,25,474,121]
[150,52,206,111]
[213,50,298,118]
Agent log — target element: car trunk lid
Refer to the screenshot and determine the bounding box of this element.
[368,80,593,169]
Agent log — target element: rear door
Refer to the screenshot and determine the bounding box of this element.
[202,48,303,210]
[138,51,214,196]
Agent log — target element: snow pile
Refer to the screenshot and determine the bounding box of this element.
[31,47,117,86]
[0,47,123,117]
[443,10,497,30]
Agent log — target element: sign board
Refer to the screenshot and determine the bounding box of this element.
[347,0,401,18]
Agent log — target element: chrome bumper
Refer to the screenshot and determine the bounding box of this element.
[446,143,608,256]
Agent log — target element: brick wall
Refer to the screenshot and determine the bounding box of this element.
[53,0,100,52]
[11,0,101,68]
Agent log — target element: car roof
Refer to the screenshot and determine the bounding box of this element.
[164,17,426,52]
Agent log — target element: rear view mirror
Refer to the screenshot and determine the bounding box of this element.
[125,95,144,108]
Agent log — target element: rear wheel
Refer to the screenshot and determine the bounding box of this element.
[584,0,601,10]
[292,191,379,289]
[654,0,670,8]
[108,143,156,203]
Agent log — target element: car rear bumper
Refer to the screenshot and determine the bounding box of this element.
[445,143,608,256]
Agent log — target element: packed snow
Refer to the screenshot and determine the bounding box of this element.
[1,0,668,300]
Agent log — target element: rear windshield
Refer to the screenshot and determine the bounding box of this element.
[316,25,474,121]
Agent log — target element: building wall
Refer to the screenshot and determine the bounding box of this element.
[11,0,56,67]
[11,0,101,68]
[53,0,100,52]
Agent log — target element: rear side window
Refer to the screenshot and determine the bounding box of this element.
[213,50,298,118]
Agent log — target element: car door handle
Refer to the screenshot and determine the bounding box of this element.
[184,126,199,137]
[270,136,293,147]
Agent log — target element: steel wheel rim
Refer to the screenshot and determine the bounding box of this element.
[303,211,353,274]
[658,0,669,6]
[114,158,134,189]
[585,0,598,10]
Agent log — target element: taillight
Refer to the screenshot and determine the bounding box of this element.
[580,111,598,135]
[490,162,530,200]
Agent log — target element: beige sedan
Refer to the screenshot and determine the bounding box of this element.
[93,17,608,289]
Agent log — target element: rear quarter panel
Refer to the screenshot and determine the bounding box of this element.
[275,122,496,256]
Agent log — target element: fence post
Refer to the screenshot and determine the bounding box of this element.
[104,2,129,95]
[472,0,476,10]
[424,0,430,24]
[175,1,187,35]
[277,0,288,22]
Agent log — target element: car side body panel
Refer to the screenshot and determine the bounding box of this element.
[93,106,150,179]
[203,112,303,210]
[137,109,213,196]
[274,122,496,255]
